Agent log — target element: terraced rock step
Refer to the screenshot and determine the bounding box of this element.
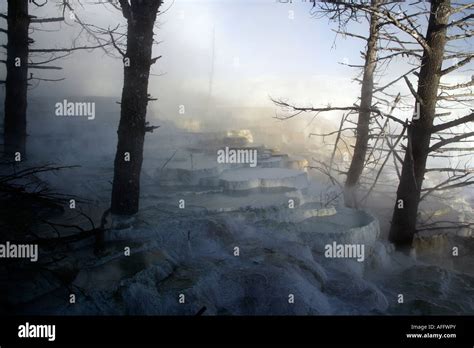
[219,168,309,191]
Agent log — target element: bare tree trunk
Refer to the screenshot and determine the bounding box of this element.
[389,0,450,250]
[343,0,379,208]
[111,1,162,215]
[4,0,29,159]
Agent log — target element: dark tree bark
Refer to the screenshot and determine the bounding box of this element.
[343,0,380,207]
[4,0,29,158]
[389,0,451,250]
[111,0,162,215]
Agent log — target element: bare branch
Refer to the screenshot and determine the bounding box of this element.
[429,132,474,153]
[31,17,65,24]
[447,13,474,28]
[421,178,474,197]
[441,56,473,75]
[449,3,474,15]
[272,98,405,125]
[28,65,62,70]
[30,43,107,53]
[447,31,474,41]
[373,66,419,93]
[150,56,162,65]
[403,75,424,106]
[425,168,474,173]
[31,0,48,7]
[332,29,367,41]
[431,112,474,133]
[438,93,474,101]
[439,80,474,90]
[108,30,125,57]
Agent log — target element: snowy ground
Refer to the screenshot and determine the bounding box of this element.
[4,127,474,316]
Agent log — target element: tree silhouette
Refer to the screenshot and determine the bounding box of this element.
[110,0,163,215]
[1,0,107,160]
[389,0,474,250]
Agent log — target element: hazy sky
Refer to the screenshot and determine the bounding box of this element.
[0,0,471,116]
[1,1,367,103]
